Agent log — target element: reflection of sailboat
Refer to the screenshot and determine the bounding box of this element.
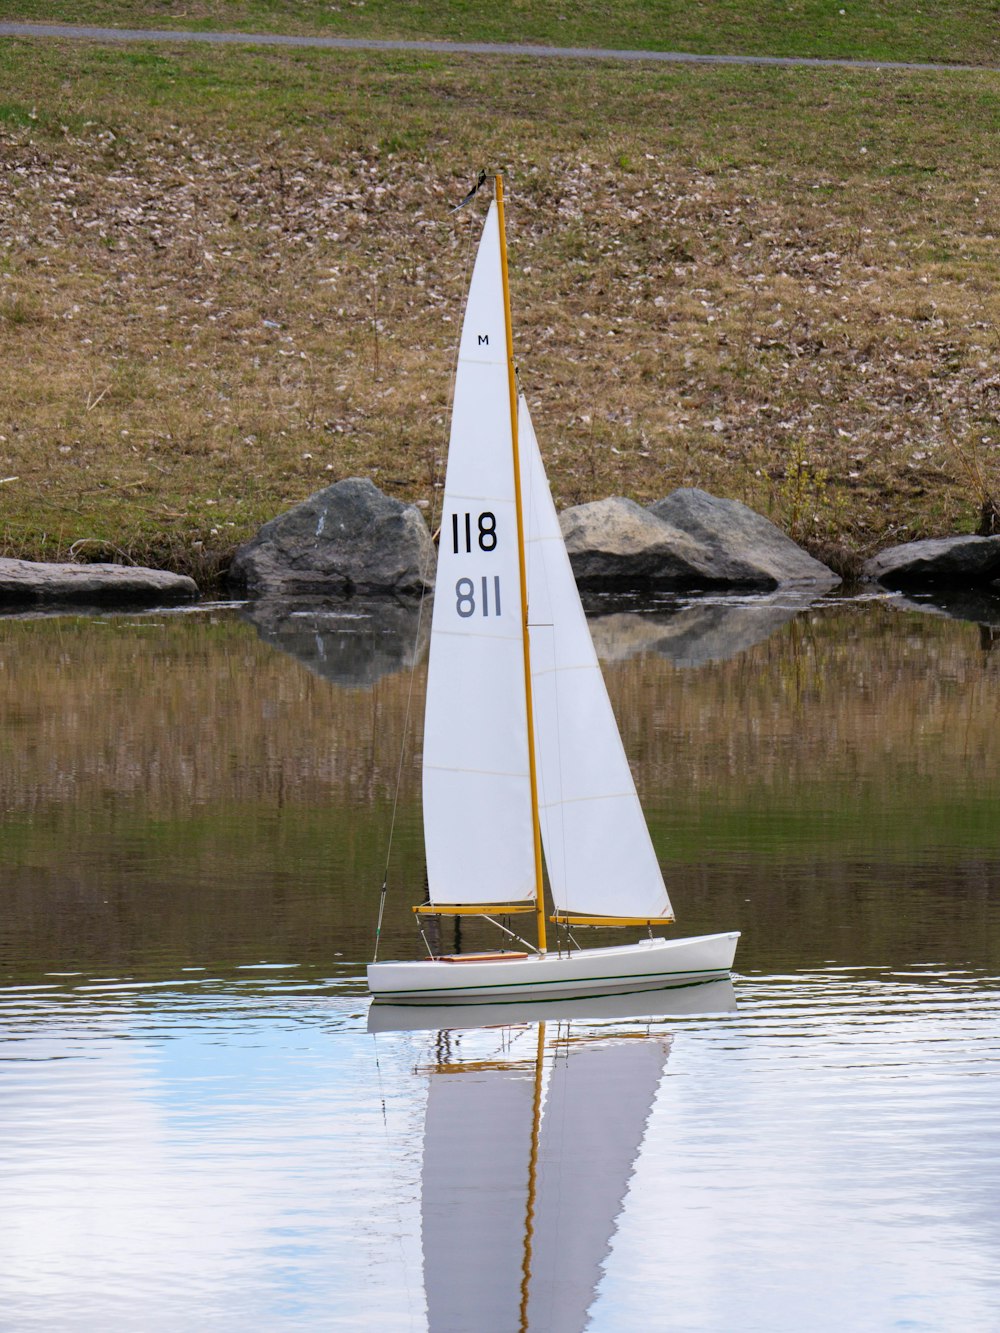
[419,1021,671,1333]
[368,977,736,1034]
[368,176,738,1005]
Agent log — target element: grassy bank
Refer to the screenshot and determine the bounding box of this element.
[2,31,1000,583]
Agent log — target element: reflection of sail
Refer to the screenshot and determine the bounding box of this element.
[528,1039,669,1332]
[420,1025,671,1332]
[422,1054,537,1333]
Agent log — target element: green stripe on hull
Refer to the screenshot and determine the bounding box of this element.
[371,975,726,1007]
[370,963,730,1001]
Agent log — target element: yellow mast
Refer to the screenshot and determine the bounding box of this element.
[496,173,547,956]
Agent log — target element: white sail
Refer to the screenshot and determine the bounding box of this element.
[520,398,675,922]
[422,204,536,907]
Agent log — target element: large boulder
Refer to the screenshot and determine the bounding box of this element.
[862,535,1000,589]
[230,477,435,597]
[559,497,719,588]
[0,558,198,606]
[649,488,839,589]
[559,489,838,590]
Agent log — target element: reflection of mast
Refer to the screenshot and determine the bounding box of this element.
[420,1022,671,1332]
[519,1022,546,1333]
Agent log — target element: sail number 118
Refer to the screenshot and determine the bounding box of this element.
[451,511,497,553]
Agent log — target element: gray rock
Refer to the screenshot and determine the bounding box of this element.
[230,477,435,598]
[862,535,1000,589]
[0,558,198,607]
[559,496,719,588]
[559,490,837,591]
[242,596,429,688]
[649,488,839,589]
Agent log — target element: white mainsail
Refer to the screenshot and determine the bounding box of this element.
[421,202,536,907]
[520,398,675,923]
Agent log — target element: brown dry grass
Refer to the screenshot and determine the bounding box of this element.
[2,41,1000,582]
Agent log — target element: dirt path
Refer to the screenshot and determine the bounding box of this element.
[0,19,991,73]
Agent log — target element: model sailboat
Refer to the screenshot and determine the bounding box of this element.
[367,176,739,1004]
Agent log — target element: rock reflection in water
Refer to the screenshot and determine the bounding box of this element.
[241,588,834,687]
[889,586,1000,634]
[587,590,829,667]
[241,596,429,687]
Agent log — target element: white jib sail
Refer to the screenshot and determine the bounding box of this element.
[422,204,536,907]
[520,397,675,921]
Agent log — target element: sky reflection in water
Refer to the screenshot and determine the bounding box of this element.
[2,969,998,1331]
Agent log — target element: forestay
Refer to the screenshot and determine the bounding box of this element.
[520,399,675,923]
[422,203,536,908]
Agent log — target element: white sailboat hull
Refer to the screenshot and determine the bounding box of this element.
[367,931,739,1005]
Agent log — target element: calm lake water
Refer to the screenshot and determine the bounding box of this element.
[1,590,999,1331]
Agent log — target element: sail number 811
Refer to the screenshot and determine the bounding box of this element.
[456,576,502,618]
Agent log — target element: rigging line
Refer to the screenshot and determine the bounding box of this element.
[480,915,540,954]
[373,197,480,958]
[520,390,559,951]
[498,173,547,955]
[522,400,571,954]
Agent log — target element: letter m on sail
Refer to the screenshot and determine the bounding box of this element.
[478,334,489,345]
